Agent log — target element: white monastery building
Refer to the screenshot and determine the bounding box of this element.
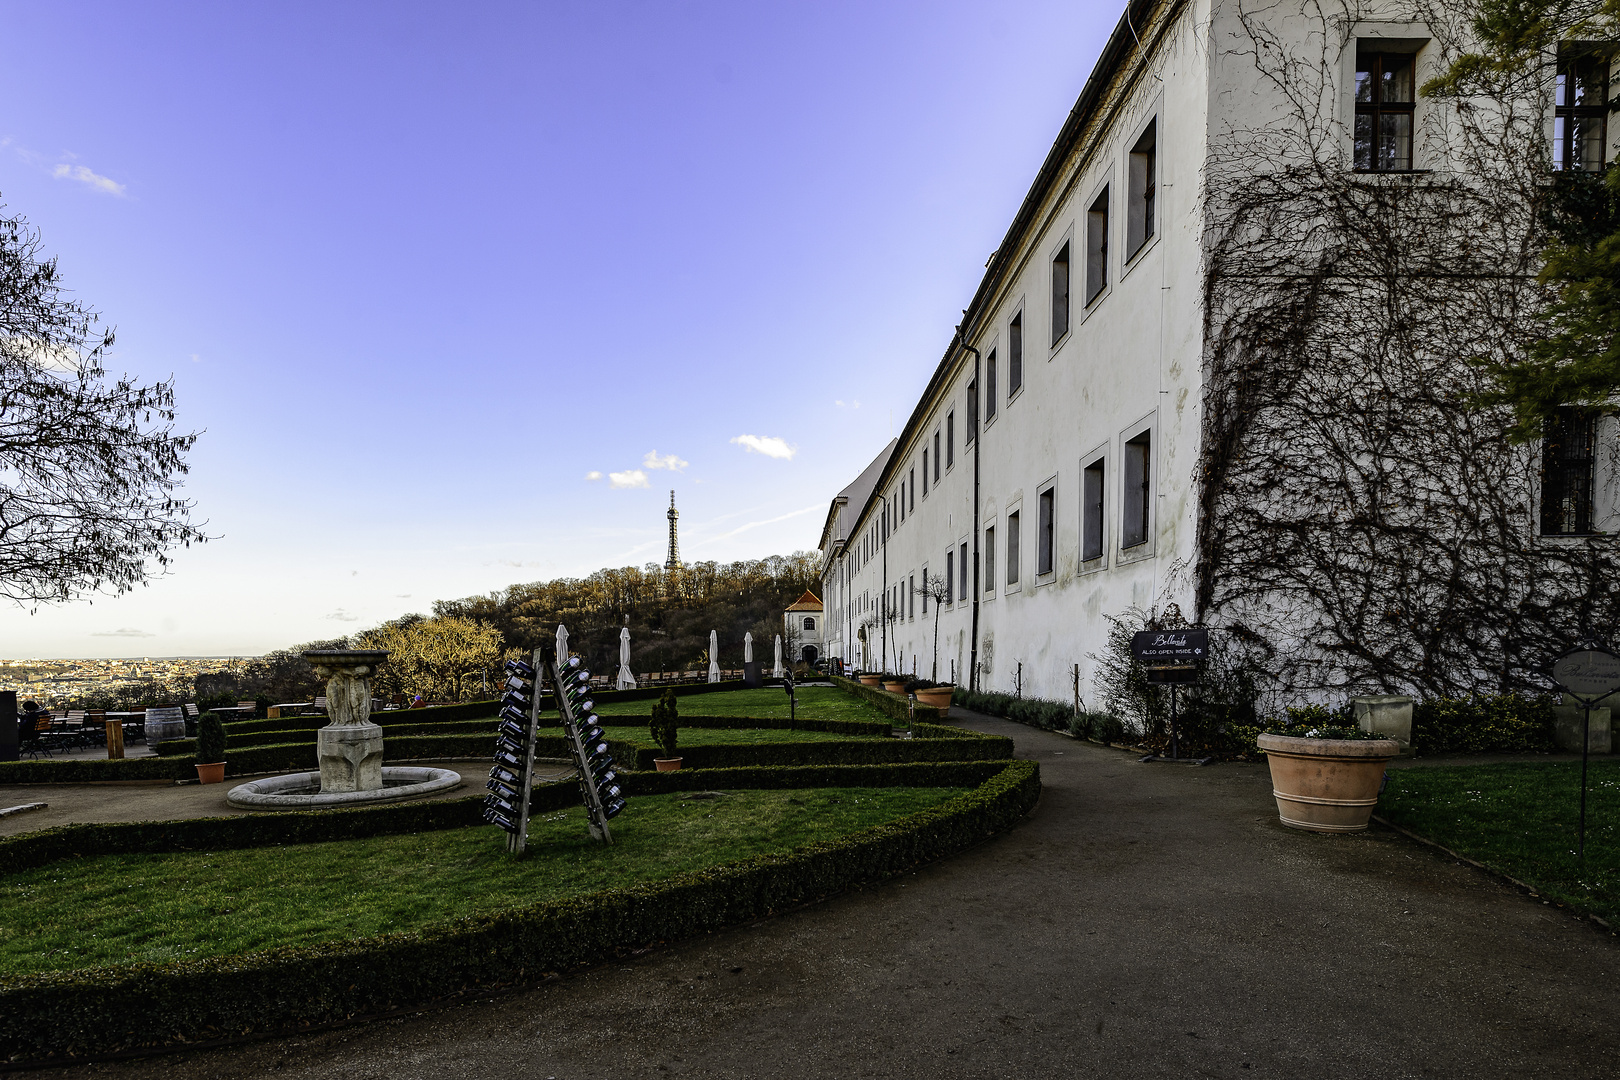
[817,0,1620,703]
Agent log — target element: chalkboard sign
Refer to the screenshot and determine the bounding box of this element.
[1552,646,1620,703]
[1130,629,1210,665]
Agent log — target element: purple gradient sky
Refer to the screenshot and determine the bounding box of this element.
[0,0,1117,656]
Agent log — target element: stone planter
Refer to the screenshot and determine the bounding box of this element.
[915,686,955,709]
[882,680,907,693]
[859,675,882,686]
[194,762,225,785]
[1553,704,1612,754]
[654,757,683,772]
[1257,732,1400,833]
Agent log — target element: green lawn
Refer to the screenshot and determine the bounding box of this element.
[590,685,892,724]
[1378,760,1620,925]
[594,723,875,746]
[0,786,962,975]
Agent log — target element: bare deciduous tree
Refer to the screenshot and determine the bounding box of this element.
[0,208,206,605]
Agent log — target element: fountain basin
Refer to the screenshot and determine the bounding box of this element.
[227,766,462,810]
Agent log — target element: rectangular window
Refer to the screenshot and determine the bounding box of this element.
[985,349,997,422]
[984,526,996,593]
[945,550,954,604]
[947,413,955,468]
[1037,488,1055,575]
[922,451,929,494]
[1127,119,1157,259]
[1006,511,1020,585]
[967,376,978,443]
[909,573,915,618]
[921,565,928,613]
[1354,52,1415,171]
[959,541,969,599]
[1555,54,1609,172]
[909,468,915,511]
[1123,431,1151,548]
[1541,407,1598,535]
[899,483,904,522]
[1086,189,1109,304]
[1009,311,1023,395]
[1082,457,1106,561]
[934,431,941,481]
[1051,242,1071,344]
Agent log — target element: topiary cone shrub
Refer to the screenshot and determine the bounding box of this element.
[649,688,679,759]
[195,713,227,765]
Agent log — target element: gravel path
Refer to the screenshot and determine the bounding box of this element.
[33,712,1620,1079]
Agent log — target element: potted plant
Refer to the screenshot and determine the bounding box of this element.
[650,688,681,771]
[906,677,956,710]
[858,671,883,686]
[1256,707,1398,832]
[194,712,228,784]
[881,673,907,693]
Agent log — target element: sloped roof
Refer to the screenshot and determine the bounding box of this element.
[785,590,824,611]
[816,438,898,553]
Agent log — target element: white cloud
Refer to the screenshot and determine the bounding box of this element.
[52,163,126,197]
[731,434,796,460]
[835,399,861,409]
[325,608,359,622]
[609,469,649,489]
[584,471,603,481]
[91,627,155,638]
[642,450,688,472]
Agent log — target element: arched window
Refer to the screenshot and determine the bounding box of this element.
[803,616,816,631]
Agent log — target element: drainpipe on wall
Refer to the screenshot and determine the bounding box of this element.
[955,319,982,695]
[880,499,889,674]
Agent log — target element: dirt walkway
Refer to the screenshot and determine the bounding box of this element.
[35,713,1620,1079]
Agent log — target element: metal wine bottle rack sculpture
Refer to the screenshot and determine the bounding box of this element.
[484,650,544,854]
[550,656,626,844]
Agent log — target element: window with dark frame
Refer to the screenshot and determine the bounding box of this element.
[959,541,969,599]
[947,412,955,468]
[1555,53,1609,172]
[1009,311,1023,396]
[1354,51,1415,171]
[945,550,954,605]
[934,431,941,481]
[1086,188,1109,304]
[1540,407,1598,535]
[1051,241,1071,344]
[1006,511,1020,585]
[984,526,996,593]
[899,482,904,522]
[1037,488,1055,575]
[909,574,915,619]
[922,450,928,494]
[986,349,997,422]
[1123,431,1151,548]
[1127,119,1157,259]
[909,468,915,512]
[1082,457,1105,561]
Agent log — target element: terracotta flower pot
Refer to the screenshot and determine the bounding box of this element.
[654,757,683,772]
[882,680,907,693]
[914,686,955,709]
[1257,733,1399,833]
[195,762,226,785]
[858,675,882,686]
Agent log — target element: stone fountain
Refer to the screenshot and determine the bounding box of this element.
[227,649,461,809]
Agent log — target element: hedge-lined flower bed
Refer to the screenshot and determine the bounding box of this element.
[0,758,1037,1061]
[829,675,943,723]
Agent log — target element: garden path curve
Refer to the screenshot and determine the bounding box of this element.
[45,712,1620,1080]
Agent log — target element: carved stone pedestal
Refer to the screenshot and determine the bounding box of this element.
[303,649,391,794]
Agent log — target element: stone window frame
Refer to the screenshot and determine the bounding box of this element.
[1080,442,1110,574]
[1117,410,1158,565]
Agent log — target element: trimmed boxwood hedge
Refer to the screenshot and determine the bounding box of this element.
[830,674,943,723]
[0,758,1038,1061]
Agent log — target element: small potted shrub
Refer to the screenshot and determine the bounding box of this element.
[881,672,907,693]
[649,688,681,771]
[906,677,955,710]
[858,670,883,687]
[194,713,228,784]
[1256,705,1398,832]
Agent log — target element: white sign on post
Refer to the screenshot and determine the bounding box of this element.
[1551,647,1620,703]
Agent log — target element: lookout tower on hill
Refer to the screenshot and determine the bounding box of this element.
[664,491,681,571]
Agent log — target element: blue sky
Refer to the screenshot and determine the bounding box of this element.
[0,0,1117,657]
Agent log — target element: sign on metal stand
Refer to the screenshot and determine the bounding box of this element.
[1550,641,1620,860]
[1130,629,1213,766]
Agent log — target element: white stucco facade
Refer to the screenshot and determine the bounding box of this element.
[818,0,1619,703]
